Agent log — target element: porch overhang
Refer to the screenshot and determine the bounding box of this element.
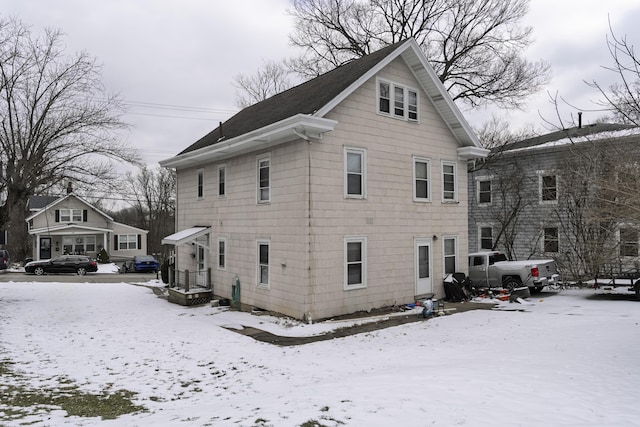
[457,146,490,160]
[29,224,113,235]
[161,227,211,247]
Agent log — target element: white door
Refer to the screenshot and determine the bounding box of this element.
[415,240,432,295]
[196,235,208,287]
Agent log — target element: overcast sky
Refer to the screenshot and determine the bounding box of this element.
[1,0,639,167]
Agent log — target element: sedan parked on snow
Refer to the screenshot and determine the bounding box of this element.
[24,255,98,276]
[121,255,159,273]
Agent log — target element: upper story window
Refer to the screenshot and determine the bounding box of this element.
[539,172,558,203]
[197,169,204,199]
[378,79,418,122]
[218,165,226,197]
[345,147,366,198]
[413,157,431,202]
[543,227,559,253]
[59,209,83,222]
[257,155,270,203]
[480,226,493,250]
[477,179,492,205]
[442,161,457,201]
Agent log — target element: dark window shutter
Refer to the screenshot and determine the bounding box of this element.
[83,210,88,222]
[114,235,118,251]
[137,234,142,250]
[55,210,60,222]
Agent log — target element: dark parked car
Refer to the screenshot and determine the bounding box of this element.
[0,249,9,270]
[121,255,159,273]
[24,255,98,276]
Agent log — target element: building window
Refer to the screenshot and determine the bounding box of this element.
[620,228,639,257]
[480,227,493,250]
[413,157,431,201]
[442,162,457,201]
[62,237,73,254]
[478,179,491,204]
[345,237,367,289]
[257,156,270,203]
[377,79,418,121]
[218,238,226,270]
[345,147,366,198]
[85,235,96,252]
[118,234,138,250]
[540,173,557,203]
[59,209,83,222]
[257,240,270,288]
[197,169,204,199]
[444,237,457,274]
[218,165,226,197]
[543,227,559,253]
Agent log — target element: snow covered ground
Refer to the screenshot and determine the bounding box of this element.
[1,277,639,426]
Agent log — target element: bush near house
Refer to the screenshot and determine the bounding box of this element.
[96,248,110,264]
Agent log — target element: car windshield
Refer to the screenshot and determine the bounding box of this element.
[136,256,155,262]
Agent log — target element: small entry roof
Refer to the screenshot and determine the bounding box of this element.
[161,227,210,246]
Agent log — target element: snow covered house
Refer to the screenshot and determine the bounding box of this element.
[26,191,149,262]
[160,39,488,319]
[468,122,640,279]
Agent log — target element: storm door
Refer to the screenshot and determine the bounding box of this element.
[40,237,52,259]
[415,239,433,295]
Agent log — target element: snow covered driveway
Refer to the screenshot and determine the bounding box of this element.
[1,281,639,426]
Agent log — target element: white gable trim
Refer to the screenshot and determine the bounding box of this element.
[25,194,114,223]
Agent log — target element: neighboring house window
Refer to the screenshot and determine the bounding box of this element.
[443,236,457,274]
[413,157,431,201]
[344,237,367,289]
[345,147,366,198]
[442,161,457,201]
[85,235,96,252]
[218,238,226,270]
[257,156,270,203]
[257,240,270,288]
[480,226,493,250]
[539,173,558,203]
[218,165,226,197]
[543,227,559,253]
[478,179,492,204]
[62,237,73,254]
[377,79,418,121]
[620,228,639,257]
[59,209,83,222]
[197,169,204,199]
[118,234,138,250]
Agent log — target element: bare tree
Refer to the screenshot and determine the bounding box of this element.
[233,59,293,108]
[0,17,140,260]
[285,0,550,108]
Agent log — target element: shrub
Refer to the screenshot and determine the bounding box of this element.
[96,248,110,264]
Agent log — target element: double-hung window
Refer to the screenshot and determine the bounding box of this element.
[257,240,270,288]
[218,165,226,197]
[480,227,493,250]
[197,169,204,199]
[118,234,138,250]
[442,161,457,201]
[539,172,558,203]
[443,237,457,274]
[257,156,270,203]
[478,179,492,204]
[218,238,226,270]
[378,79,418,122]
[60,209,83,222]
[344,237,367,289]
[413,157,430,201]
[345,147,366,198]
[543,227,559,253]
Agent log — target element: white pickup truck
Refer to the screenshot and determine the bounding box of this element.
[468,251,560,293]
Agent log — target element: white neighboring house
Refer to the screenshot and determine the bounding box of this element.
[160,38,488,320]
[26,192,149,262]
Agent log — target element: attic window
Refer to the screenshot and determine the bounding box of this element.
[378,79,418,122]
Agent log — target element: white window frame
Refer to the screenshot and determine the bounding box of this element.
[538,171,558,204]
[257,155,271,204]
[218,164,226,197]
[60,209,83,222]
[344,147,367,199]
[443,236,458,275]
[118,234,138,250]
[85,235,96,252]
[442,161,457,202]
[257,239,270,289]
[479,225,493,251]
[197,168,204,200]
[217,237,226,270]
[344,236,367,290]
[377,78,419,122]
[413,156,431,202]
[476,176,492,205]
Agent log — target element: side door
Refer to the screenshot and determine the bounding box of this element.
[415,239,432,295]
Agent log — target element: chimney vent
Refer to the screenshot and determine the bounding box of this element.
[578,112,583,129]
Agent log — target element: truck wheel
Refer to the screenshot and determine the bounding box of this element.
[503,277,521,291]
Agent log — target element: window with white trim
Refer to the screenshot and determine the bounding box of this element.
[217,238,226,270]
[442,161,457,201]
[478,179,491,204]
[344,237,367,289]
[543,227,559,253]
[118,234,138,250]
[479,226,493,250]
[378,79,418,121]
[85,235,96,252]
[60,209,83,222]
[413,157,431,201]
[345,147,366,198]
[218,165,226,197]
[257,156,270,203]
[257,240,270,288]
[539,172,558,203]
[443,236,457,274]
[197,169,204,199]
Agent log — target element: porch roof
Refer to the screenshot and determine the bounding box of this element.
[29,224,113,235]
[161,227,210,246]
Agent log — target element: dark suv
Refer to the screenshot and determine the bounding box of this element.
[0,249,9,270]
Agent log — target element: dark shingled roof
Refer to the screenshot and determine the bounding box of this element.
[179,40,408,155]
[501,123,637,152]
[27,195,59,211]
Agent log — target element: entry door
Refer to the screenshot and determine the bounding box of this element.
[196,235,208,287]
[40,237,52,259]
[415,240,432,295]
